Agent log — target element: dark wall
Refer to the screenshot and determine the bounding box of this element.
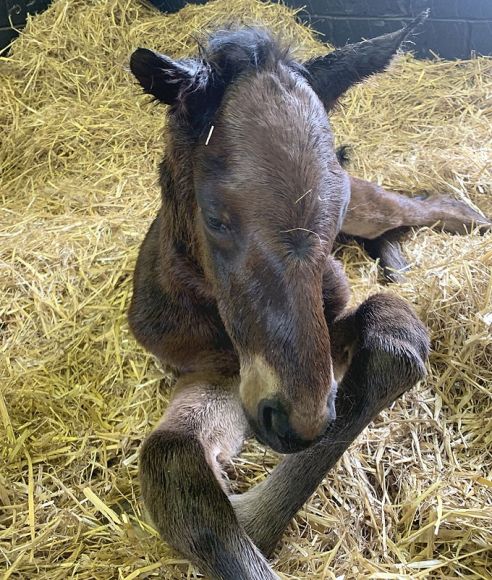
[0,0,51,51]
[1,0,492,58]
[296,0,492,59]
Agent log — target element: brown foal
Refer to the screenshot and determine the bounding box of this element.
[127,13,489,579]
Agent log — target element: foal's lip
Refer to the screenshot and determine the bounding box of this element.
[255,430,315,454]
[251,421,317,454]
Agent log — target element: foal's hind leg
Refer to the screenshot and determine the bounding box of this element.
[231,293,429,556]
[353,228,411,283]
[140,373,278,580]
[342,175,491,239]
[340,175,491,281]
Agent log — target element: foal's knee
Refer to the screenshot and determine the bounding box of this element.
[140,429,270,579]
[356,293,429,363]
[333,293,429,414]
[140,431,194,538]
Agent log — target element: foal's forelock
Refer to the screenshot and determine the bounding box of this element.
[175,29,305,139]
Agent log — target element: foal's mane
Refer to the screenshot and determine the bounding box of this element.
[199,26,295,78]
[173,27,302,136]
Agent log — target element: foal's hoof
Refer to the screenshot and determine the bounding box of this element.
[425,195,492,235]
[378,245,411,284]
[381,266,408,284]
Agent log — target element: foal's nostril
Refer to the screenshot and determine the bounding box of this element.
[261,401,274,432]
[258,398,290,439]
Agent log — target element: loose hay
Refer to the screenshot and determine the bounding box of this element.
[1,0,491,578]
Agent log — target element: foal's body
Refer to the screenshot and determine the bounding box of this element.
[128,16,489,579]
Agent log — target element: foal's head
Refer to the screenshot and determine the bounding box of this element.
[130,15,427,453]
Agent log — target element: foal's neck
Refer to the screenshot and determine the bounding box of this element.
[158,130,214,301]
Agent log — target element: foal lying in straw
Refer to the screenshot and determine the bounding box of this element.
[128,13,490,579]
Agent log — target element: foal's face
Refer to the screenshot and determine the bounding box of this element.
[194,68,349,452]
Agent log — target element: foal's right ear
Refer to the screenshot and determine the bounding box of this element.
[303,11,429,109]
[130,48,200,105]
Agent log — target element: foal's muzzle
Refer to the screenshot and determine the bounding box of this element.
[253,387,337,454]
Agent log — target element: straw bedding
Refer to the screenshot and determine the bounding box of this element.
[1,0,491,577]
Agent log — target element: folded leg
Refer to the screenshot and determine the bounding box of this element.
[231,293,429,555]
[342,175,491,240]
[139,372,279,579]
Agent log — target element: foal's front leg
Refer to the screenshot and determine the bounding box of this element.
[231,293,429,556]
[140,373,278,580]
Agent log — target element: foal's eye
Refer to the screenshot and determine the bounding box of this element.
[205,215,230,235]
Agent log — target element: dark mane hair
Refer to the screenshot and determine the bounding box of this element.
[200,27,293,79]
[174,27,300,136]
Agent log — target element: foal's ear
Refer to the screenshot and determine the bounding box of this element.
[130,48,203,105]
[304,11,429,108]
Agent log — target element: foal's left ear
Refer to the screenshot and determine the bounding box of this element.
[304,11,429,109]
